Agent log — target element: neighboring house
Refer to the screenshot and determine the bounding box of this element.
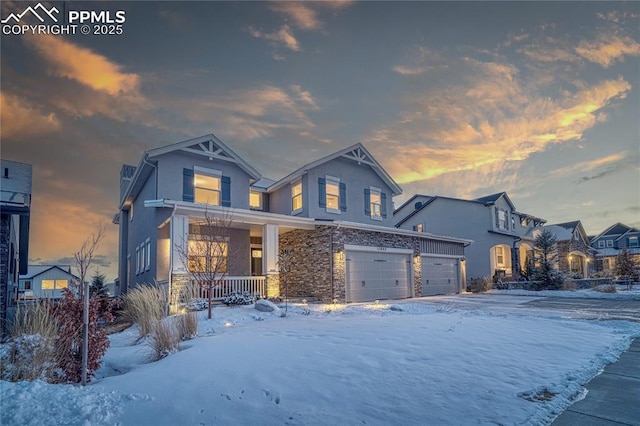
[18,265,79,300]
[115,134,471,306]
[395,192,546,282]
[590,223,640,274]
[0,160,32,335]
[536,221,595,278]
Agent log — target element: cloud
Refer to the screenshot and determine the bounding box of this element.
[248,25,301,52]
[23,34,140,96]
[393,46,447,76]
[575,34,640,67]
[366,52,632,187]
[0,92,61,138]
[549,152,627,179]
[290,85,319,109]
[269,3,321,30]
[393,66,430,76]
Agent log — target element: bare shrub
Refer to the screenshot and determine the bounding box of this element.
[122,285,166,338]
[9,301,58,339]
[562,280,577,291]
[1,302,63,382]
[175,312,198,340]
[147,319,181,361]
[467,277,492,293]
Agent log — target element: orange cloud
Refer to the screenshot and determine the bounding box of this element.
[0,92,60,138]
[24,34,140,95]
[575,34,640,67]
[270,3,321,30]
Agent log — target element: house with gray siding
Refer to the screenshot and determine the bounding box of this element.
[590,223,640,275]
[0,160,32,335]
[18,265,79,300]
[395,192,545,282]
[115,134,470,306]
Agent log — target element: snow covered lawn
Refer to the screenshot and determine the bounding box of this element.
[2,300,639,425]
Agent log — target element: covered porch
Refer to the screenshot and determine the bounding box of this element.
[146,200,315,307]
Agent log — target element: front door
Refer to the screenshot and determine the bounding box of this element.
[251,248,263,275]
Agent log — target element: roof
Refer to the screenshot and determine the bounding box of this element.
[120,134,262,208]
[268,143,402,196]
[20,265,77,280]
[592,223,640,242]
[393,194,433,215]
[543,220,588,244]
[474,192,515,210]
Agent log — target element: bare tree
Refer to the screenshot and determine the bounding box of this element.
[74,224,105,386]
[177,210,236,319]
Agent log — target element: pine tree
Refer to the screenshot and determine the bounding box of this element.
[530,229,565,290]
[615,249,638,283]
[89,269,108,298]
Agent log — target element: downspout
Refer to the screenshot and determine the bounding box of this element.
[166,202,178,315]
[512,237,521,279]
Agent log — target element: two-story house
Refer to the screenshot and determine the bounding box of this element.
[590,223,640,274]
[395,192,546,282]
[115,134,471,307]
[0,160,32,335]
[537,221,595,278]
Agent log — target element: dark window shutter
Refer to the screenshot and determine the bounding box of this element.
[183,169,194,202]
[221,176,231,207]
[339,182,347,212]
[381,192,387,218]
[364,188,371,216]
[318,177,326,208]
[495,207,500,227]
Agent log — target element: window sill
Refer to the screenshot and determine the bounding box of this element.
[370,215,383,221]
[326,208,341,215]
[291,208,303,216]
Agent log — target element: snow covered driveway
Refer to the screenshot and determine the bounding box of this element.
[2,300,639,426]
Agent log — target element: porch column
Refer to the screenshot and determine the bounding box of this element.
[263,223,280,297]
[170,214,189,307]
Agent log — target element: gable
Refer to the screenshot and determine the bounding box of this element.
[269,143,401,196]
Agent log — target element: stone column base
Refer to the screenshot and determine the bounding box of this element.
[266,274,280,299]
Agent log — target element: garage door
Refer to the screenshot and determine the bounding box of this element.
[422,256,459,296]
[346,249,412,303]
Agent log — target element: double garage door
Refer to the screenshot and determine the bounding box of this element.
[421,256,460,296]
[346,248,412,303]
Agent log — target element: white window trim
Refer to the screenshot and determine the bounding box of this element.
[629,236,639,247]
[369,186,382,221]
[598,240,605,248]
[325,175,341,215]
[194,166,222,177]
[495,246,505,267]
[194,166,222,206]
[146,239,151,271]
[606,240,614,248]
[291,179,303,215]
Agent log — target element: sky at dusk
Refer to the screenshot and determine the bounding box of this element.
[1,1,639,281]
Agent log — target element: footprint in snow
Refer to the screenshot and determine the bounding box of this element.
[220,393,231,401]
[263,389,281,405]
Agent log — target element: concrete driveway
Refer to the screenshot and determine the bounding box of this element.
[418,293,640,322]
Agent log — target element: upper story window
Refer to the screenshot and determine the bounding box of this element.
[184,167,231,207]
[629,236,639,247]
[370,187,382,220]
[511,216,516,230]
[496,208,508,230]
[413,223,424,232]
[606,239,614,248]
[326,176,340,213]
[250,190,262,210]
[194,171,221,205]
[291,180,302,213]
[23,280,31,290]
[598,240,605,248]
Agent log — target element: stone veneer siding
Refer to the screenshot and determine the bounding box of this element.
[557,238,594,276]
[279,225,429,303]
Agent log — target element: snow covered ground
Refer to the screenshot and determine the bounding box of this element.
[2,295,640,426]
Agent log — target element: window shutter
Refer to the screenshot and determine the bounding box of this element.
[364,188,371,216]
[318,177,326,208]
[221,176,231,207]
[339,182,347,212]
[183,168,194,202]
[381,192,387,218]
[495,207,500,228]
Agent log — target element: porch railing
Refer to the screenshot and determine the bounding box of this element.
[191,276,267,300]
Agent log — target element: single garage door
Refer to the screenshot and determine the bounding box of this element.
[346,249,412,303]
[422,256,459,296]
